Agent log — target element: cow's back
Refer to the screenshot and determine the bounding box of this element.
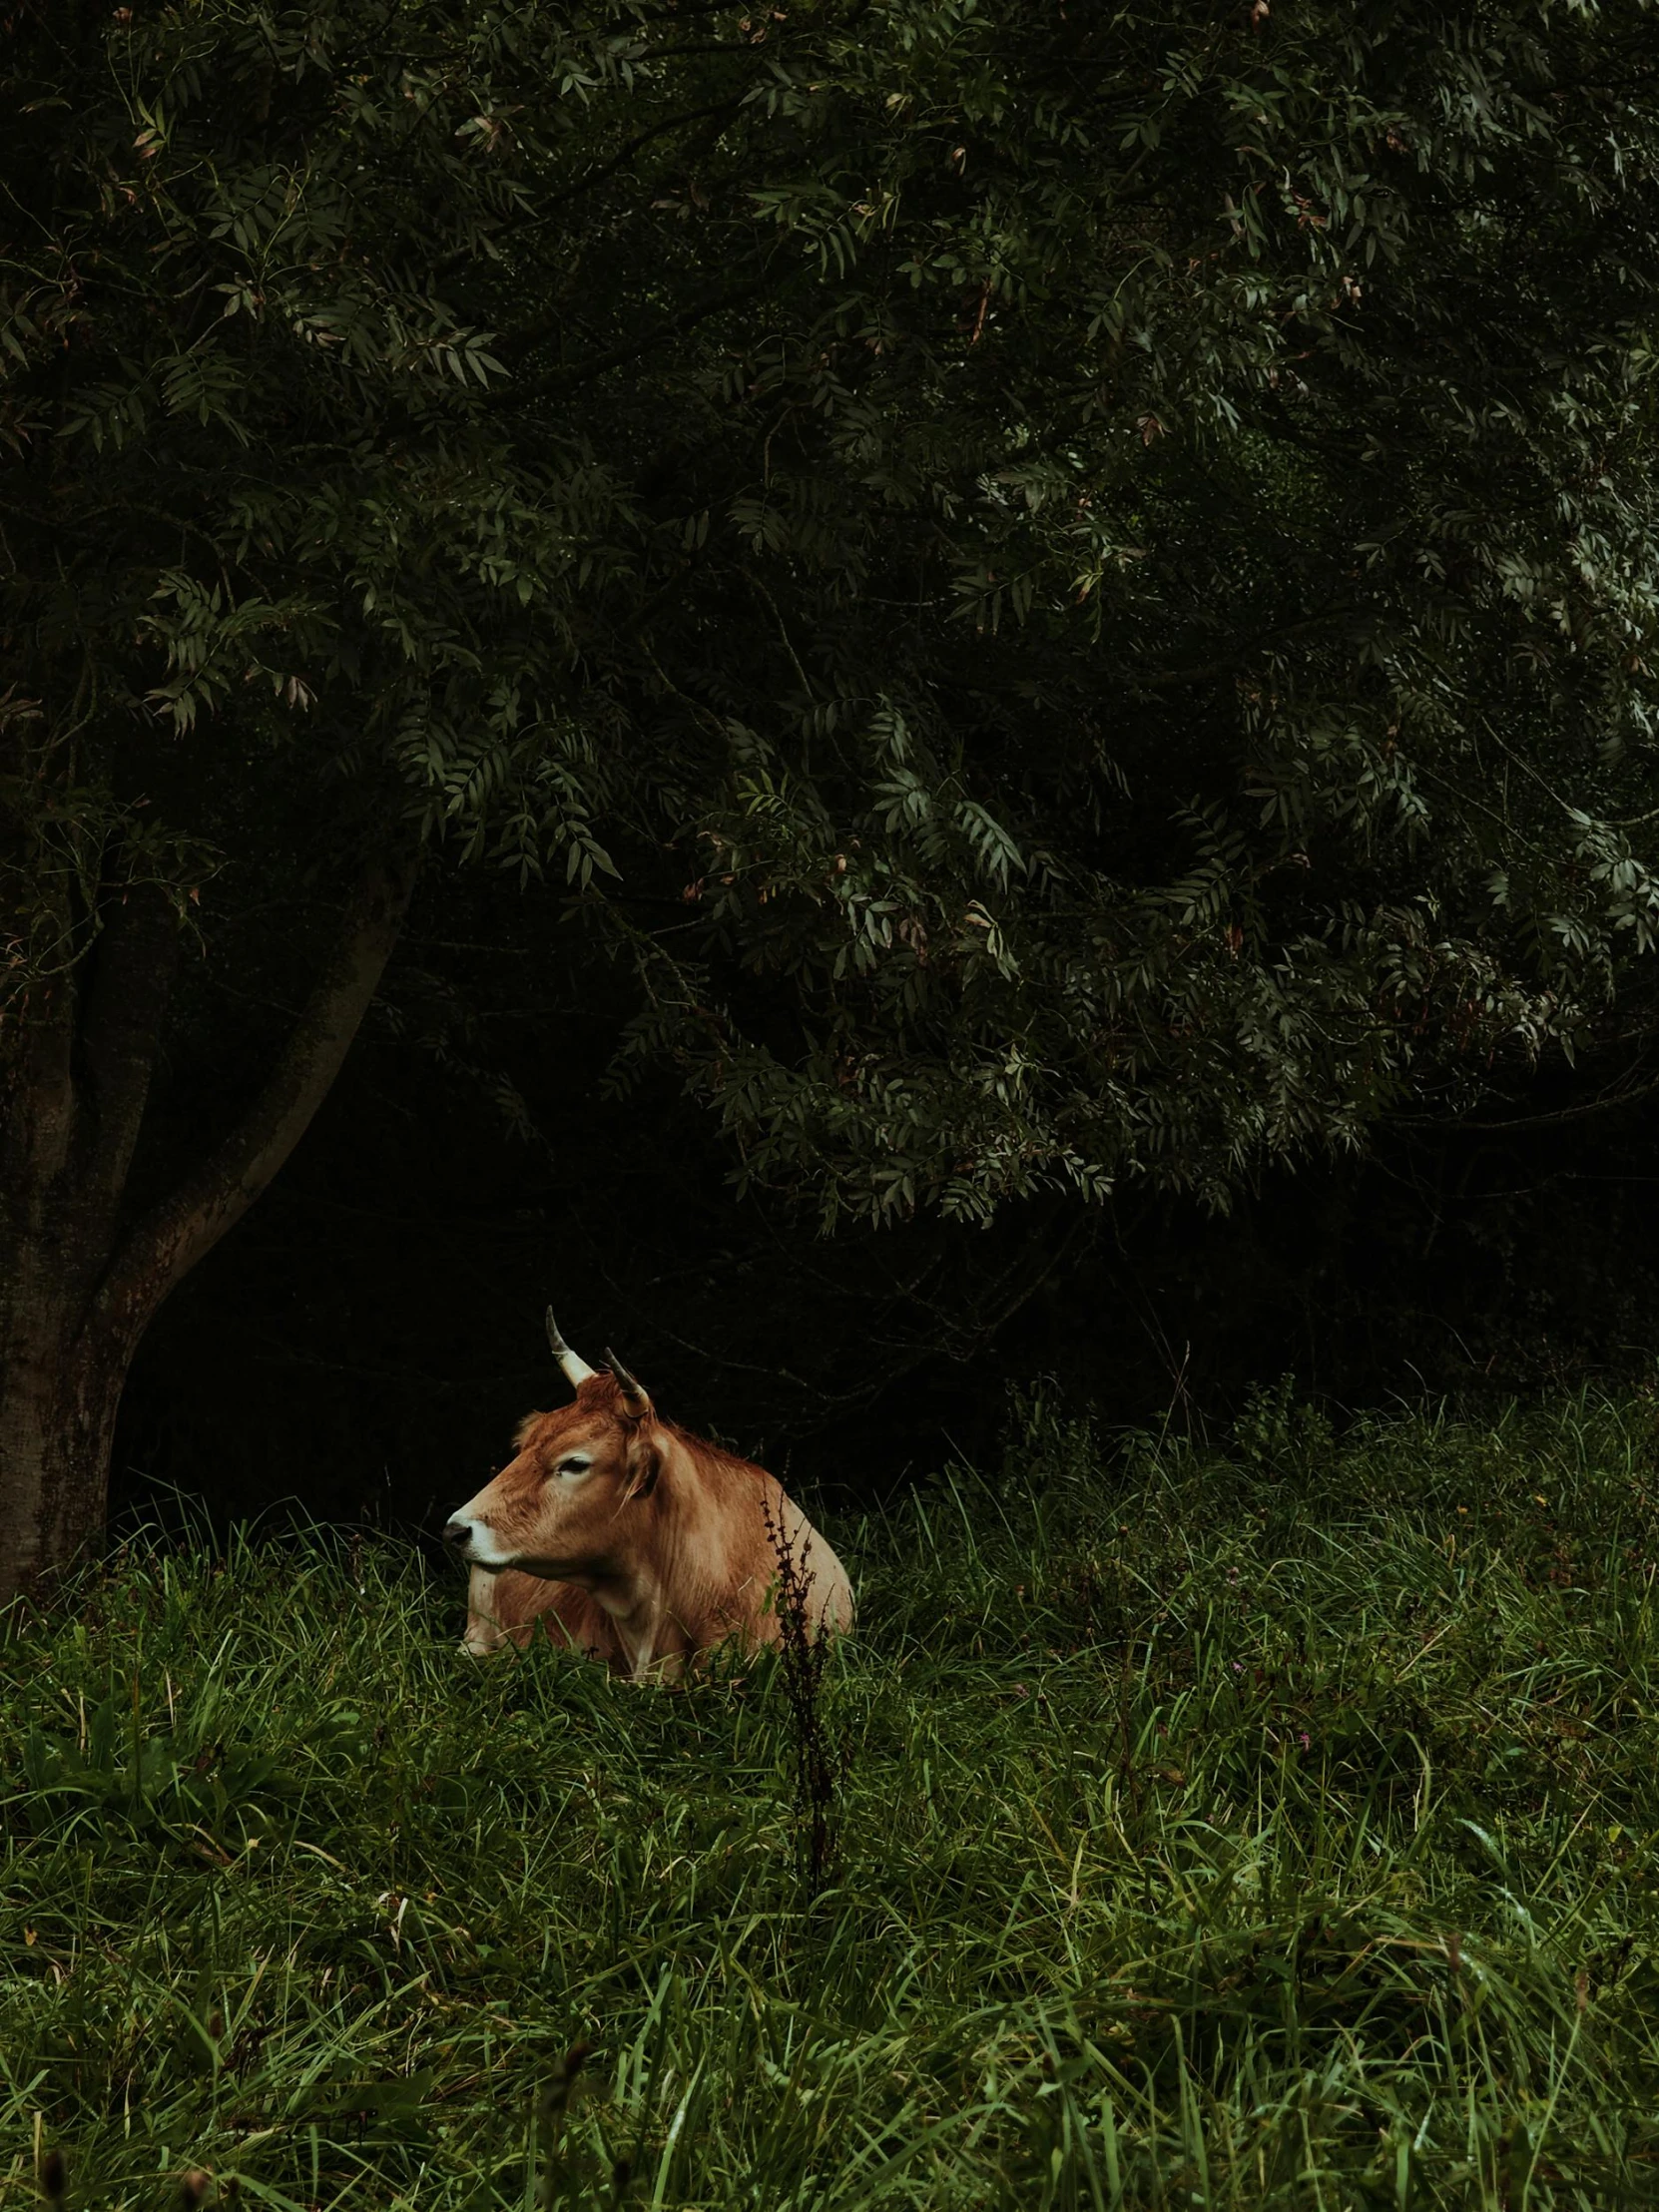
[748,1483,855,1646]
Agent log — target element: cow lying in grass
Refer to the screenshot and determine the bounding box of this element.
[444,1313,853,1678]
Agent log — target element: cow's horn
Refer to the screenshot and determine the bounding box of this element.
[605,1348,651,1418]
[546,1308,598,1388]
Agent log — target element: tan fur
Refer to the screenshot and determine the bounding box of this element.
[452,1373,853,1678]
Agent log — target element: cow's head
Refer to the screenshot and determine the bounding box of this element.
[443,1314,661,1582]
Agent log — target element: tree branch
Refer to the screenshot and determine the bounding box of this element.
[77,882,181,1222]
[481,96,750,304]
[499,270,783,406]
[1125,605,1372,689]
[99,850,417,1333]
[1386,1067,1659,1136]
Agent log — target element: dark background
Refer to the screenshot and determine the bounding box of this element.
[111,869,1659,1541]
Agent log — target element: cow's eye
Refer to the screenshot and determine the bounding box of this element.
[553,1455,593,1481]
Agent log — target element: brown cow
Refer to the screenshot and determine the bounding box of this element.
[443,1313,854,1678]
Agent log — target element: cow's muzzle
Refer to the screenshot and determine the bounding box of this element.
[444,1515,514,1570]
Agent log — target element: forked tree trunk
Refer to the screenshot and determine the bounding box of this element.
[0,856,414,1603]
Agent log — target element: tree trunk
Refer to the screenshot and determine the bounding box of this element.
[0,1295,132,1596]
[0,855,414,1603]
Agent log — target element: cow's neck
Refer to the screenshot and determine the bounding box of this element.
[587,1431,700,1680]
[608,1588,668,1681]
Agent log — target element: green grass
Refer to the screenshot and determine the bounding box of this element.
[5,1385,1659,2209]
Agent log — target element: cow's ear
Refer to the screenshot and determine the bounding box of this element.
[625,1442,661,1504]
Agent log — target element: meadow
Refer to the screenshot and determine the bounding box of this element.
[3,1386,1658,2210]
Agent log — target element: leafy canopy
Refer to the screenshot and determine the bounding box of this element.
[6,0,1659,1221]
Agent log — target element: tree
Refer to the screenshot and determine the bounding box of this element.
[587,0,1659,1222]
[5,0,1659,1595]
[3,0,619,1591]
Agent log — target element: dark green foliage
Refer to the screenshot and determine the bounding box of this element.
[8,0,1659,1230]
[6,1393,1659,2205]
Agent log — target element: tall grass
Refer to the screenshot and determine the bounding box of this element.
[4,1387,1659,2208]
